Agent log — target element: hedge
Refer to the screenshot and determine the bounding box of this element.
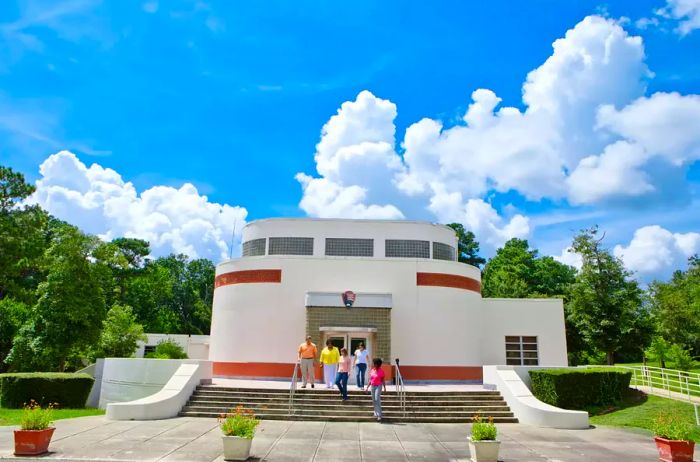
[529,368,632,410]
[0,373,95,409]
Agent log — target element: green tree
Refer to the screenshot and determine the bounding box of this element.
[482,239,538,298]
[145,339,188,359]
[0,166,50,303]
[567,227,643,365]
[93,304,147,359]
[8,226,107,371]
[446,223,486,267]
[648,257,700,355]
[0,298,29,372]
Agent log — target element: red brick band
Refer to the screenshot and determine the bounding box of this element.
[213,362,482,381]
[416,272,481,294]
[214,269,282,288]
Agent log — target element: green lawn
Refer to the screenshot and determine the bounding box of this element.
[0,408,104,426]
[589,392,700,441]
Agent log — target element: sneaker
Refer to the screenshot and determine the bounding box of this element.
[311,384,314,388]
[301,385,306,388]
[376,416,382,422]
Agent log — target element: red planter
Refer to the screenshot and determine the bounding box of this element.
[14,427,55,456]
[654,437,695,462]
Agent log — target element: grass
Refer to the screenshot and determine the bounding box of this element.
[589,391,700,441]
[0,407,104,427]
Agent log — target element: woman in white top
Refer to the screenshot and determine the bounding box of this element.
[352,343,370,389]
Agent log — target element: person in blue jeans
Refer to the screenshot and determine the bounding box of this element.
[335,348,351,400]
[353,343,370,389]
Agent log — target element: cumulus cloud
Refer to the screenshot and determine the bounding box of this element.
[297,15,700,250]
[29,151,247,261]
[554,247,583,271]
[613,225,700,280]
[657,0,700,35]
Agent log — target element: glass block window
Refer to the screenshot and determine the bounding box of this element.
[268,237,314,256]
[325,238,374,257]
[385,239,430,258]
[242,238,266,257]
[505,336,539,366]
[432,242,456,261]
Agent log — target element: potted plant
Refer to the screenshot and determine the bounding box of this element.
[652,413,695,462]
[14,400,56,456]
[468,415,500,462]
[218,406,260,461]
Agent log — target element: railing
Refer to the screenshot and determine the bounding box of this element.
[288,361,300,416]
[395,358,406,418]
[584,364,699,424]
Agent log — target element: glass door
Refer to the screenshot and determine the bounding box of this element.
[322,331,372,386]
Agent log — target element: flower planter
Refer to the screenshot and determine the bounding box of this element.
[14,427,55,456]
[467,436,500,462]
[654,437,695,462]
[222,435,253,461]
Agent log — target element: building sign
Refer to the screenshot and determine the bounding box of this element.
[342,290,356,308]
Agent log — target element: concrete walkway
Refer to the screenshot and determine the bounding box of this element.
[0,416,661,461]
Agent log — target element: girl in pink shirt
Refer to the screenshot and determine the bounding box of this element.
[335,348,351,400]
[365,358,386,421]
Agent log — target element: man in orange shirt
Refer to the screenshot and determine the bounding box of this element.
[297,336,317,388]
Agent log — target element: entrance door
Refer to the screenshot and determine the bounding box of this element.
[322,332,371,386]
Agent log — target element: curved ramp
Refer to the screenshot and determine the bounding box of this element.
[483,365,589,429]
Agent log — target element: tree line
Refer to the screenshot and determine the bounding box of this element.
[1,164,697,372]
[0,166,214,372]
[448,223,699,367]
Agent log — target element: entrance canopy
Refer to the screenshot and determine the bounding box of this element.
[305,292,392,308]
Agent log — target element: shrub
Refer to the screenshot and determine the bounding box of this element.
[667,344,694,371]
[529,368,631,410]
[20,400,55,430]
[470,415,497,441]
[218,406,259,439]
[653,412,695,442]
[0,372,94,409]
[145,340,188,359]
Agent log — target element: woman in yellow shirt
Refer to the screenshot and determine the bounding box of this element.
[319,340,340,389]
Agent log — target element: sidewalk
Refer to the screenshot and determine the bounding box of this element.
[0,415,659,461]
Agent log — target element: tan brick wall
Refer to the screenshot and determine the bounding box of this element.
[306,307,391,361]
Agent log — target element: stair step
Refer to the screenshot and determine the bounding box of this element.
[181,385,517,424]
[178,411,518,423]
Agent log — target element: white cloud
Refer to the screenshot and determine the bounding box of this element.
[296,15,700,251]
[613,225,700,279]
[554,247,583,270]
[657,0,700,35]
[29,151,247,261]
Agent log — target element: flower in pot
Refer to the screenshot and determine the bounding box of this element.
[468,415,500,462]
[218,406,260,461]
[652,413,695,462]
[14,400,56,456]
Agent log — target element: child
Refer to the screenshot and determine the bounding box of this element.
[365,358,386,421]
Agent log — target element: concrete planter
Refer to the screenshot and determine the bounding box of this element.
[468,437,500,462]
[14,427,55,456]
[222,435,253,461]
[654,437,695,462]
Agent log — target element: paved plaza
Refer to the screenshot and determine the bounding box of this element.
[0,415,661,461]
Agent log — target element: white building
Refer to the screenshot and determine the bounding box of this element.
[209,218,568,382]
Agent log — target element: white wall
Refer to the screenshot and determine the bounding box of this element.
[210,256,482,366]
[98,358,210,408]
[480,299,568,367]
[135,334,210,360]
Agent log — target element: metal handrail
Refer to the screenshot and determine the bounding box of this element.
[584,365,700,402]
[395,358,406,418]
[289,361,300,416]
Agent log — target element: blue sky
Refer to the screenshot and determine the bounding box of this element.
[1,0,700,281]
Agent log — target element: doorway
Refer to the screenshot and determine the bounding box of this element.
[323,331,372,386]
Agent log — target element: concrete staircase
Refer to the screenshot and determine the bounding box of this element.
[179,385,518,423]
